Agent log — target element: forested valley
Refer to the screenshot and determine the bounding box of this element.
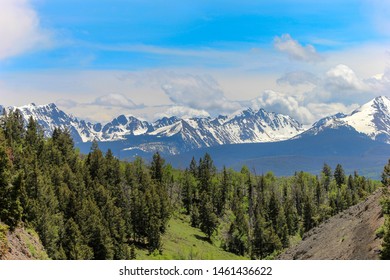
[1,109,389,260]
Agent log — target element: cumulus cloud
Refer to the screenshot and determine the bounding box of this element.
[277,71,320,86]
[250,90,364,125]
[156,106,210,119]
[0,0,51,60]
[251,90,314,124]
[93,94,141,109]
[324,64,368,92]
[274,34,324,63]
[161,73,242,115]
[306,102,359,118]
[365,69,390,94]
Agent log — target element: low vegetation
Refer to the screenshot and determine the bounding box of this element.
[0,223,9,258]
[380,160,390,259]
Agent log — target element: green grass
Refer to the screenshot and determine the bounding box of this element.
[135,215,248,260]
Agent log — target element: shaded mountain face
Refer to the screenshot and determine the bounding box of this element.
[165,125,390,178]
[0,102,304,154]
[299,96,390,143]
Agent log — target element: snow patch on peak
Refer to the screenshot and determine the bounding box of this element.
[301,96,390,143]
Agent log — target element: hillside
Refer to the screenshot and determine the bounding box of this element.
[0,224,49,260]
[278,188,385,260]
[136,216,248,260]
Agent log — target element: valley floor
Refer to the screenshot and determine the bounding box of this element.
[278,188,385,260]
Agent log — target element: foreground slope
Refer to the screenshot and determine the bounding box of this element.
[278,189,384,260]
[0,224,49,260]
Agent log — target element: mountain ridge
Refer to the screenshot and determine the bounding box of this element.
[2,96,390,157]
[299,96,390,144]
[1,102,305,154]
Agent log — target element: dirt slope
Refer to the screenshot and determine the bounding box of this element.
[278,189,385,260]
[0,224,48,260]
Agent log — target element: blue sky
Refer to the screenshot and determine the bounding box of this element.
[1,0,390,124]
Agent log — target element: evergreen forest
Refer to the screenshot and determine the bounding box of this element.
[1,109,389,260]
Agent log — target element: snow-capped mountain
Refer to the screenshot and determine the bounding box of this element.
[2,103,99,143]
[141,108,304,152]
[300,96,390,143]
[4,96,390,156]
[0,102,304,154]
[98,115,153,141]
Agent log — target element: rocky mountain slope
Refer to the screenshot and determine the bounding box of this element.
[300,96,390,144]
[278,188,385,260]
[2,96,390,156]
[1,103,304,154]
[0,224,48,260]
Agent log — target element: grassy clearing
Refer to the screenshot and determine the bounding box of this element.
[135,215,248,260]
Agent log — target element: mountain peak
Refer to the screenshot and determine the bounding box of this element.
[371,96,390,111]
[374,95,390,102]
[302,96,390,144]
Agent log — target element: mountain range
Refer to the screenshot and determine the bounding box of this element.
[1,101,305,154]
[2,96,390,177]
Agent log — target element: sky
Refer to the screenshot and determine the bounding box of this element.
[1,0,390,125]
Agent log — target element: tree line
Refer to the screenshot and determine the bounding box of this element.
[0,109,381,259]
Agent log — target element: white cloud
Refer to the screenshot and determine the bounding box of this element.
[160,73,242,115]
[306,102,358,119]
[93,93,140,109]
[250,89,366,125]
[277,71,320,86]
[156,106,210,119]
[324,64,368,92]
[274,34,324,63]
[0,0,51,60]
[251,90,314,123]
[365,69,390,94]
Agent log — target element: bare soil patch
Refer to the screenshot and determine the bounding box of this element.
[278,189,385,260]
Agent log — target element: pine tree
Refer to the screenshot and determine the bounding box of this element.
[215,166,229,216]
[63,218,93,259]
[303,195,314,232]
[225,190,249,255]
[150,152,164,184]
[334,164,346,187]
[382,159,390,187]
[0,129,23,229]
[268,191,280,230]
[199,191,218,240]
[182,170,196,214]
[381,216,390,260]
[322,163,332,191]
[198,153,216,194]
[381,160,390,259]
[189,156,198,178]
